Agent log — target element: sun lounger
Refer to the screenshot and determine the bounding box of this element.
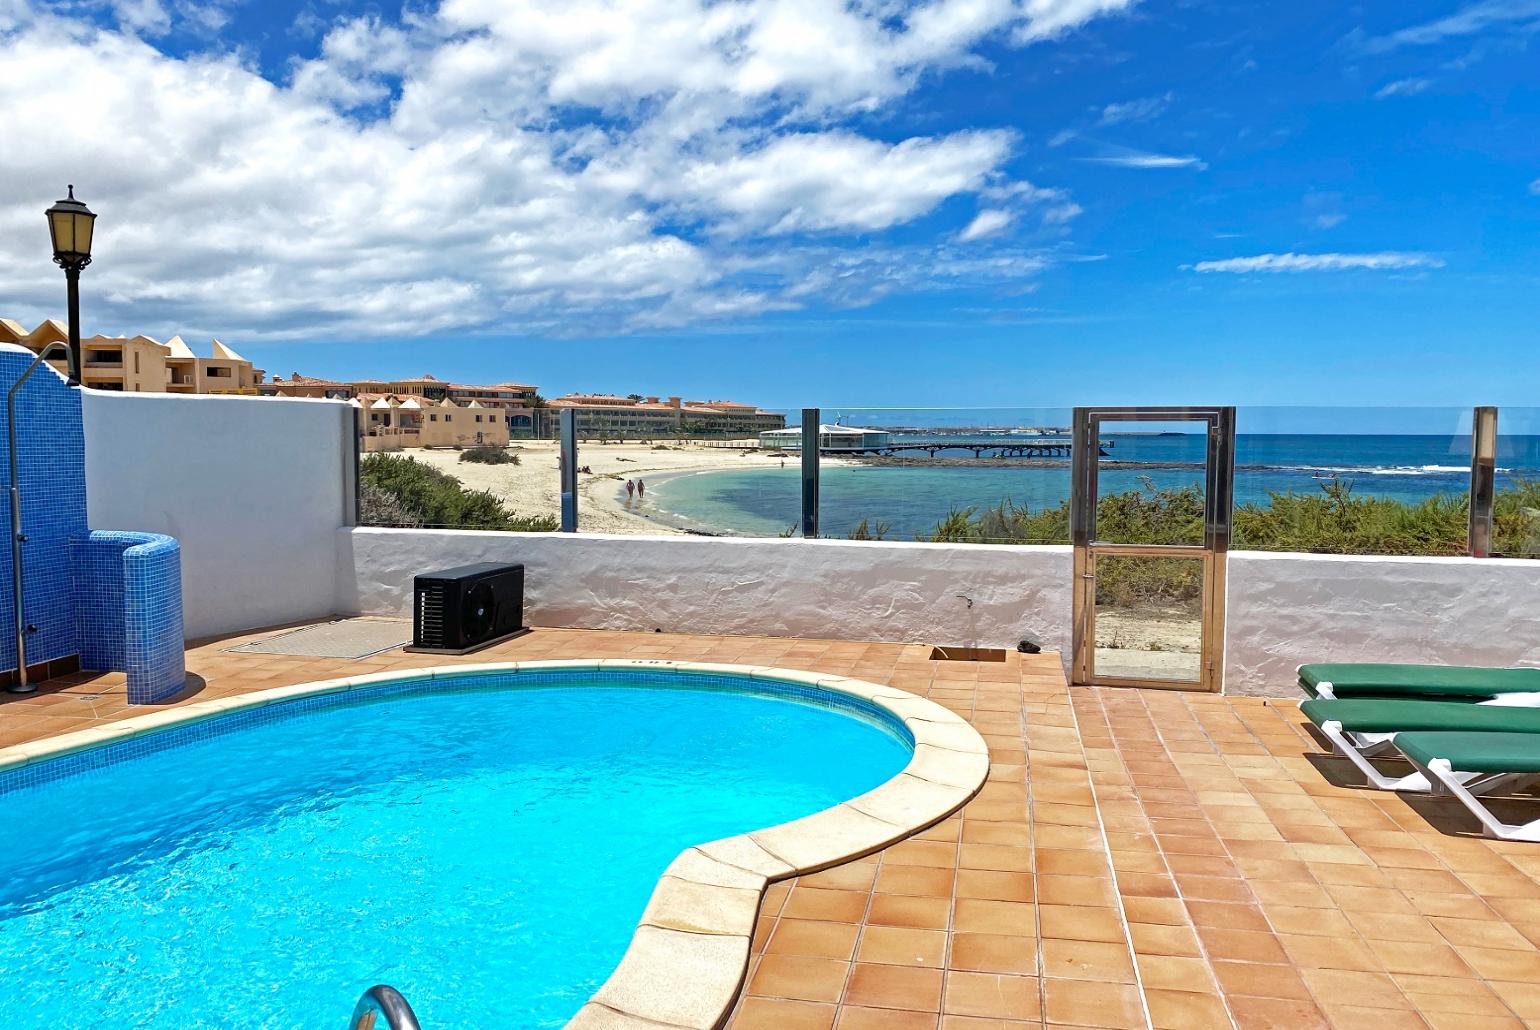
[1298,663,1540,700]
[1396,732,1540,841]
[1301,698,1540,792]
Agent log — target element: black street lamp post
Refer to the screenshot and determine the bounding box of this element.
[44,185,96,385]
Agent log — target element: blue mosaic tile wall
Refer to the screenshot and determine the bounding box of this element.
[2,345,185,701]
[72,531,186,702]
[0,666,912,795]
[0,347,87,672]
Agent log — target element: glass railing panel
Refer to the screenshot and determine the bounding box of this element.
[814,407,1075,544]
[1232,407,1474,556]
[355,411,801,536]
[1088,417,1209,547]
[1092,553,1205,681]
[357,433,564,532]
[587,419,800,537]
[1494,407,1540,556]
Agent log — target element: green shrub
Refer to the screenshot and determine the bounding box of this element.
[458,445,519,465]
[847,518,890,541]
[361,453,557,531]
[921,477,1540,606]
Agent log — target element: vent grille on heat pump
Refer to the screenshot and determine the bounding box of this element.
[416,582,447,649]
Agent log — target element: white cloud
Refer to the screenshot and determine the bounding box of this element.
[1364,0,1540,51]
[669,130,1013,235]
[1375,77,1431,98]
[1303,192,1347,229]
[1529,177,1540,195]
[0,0,1133,339]
[1084,150,1207,169]
[959,209,1014,241]
[110,0,170,35]
[1014,0,1139,42]
[1098,92,1172,125]
[1191,252,1444,273]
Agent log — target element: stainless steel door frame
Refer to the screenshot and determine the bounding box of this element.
[1070,406,1235,692]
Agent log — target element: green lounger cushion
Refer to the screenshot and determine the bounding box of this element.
[1298,663,1540,698]
[1301,699,1540,735]
[1397,732,1540,774]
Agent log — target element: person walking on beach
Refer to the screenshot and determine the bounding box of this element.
[625,479,635,501]
[637,478,646,500]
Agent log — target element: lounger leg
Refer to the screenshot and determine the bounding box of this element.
[1423,759,1540,843]
[1401,754,1540,800]
[1296,701,1398,756]
[1320,722,1433,791]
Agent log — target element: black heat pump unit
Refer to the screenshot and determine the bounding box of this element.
[408,562,525,654]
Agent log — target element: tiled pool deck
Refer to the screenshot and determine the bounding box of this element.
[7,625,1540,1029]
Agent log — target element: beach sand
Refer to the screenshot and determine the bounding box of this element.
[405,441,821,536]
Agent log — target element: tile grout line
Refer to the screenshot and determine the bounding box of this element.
[1021,667,1050,1029]
[1097,689,1244,1030]
[1061,683,1157,1030]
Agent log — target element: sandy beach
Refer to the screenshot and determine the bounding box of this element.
[405,441,834,536]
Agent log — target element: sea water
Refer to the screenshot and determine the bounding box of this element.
[645,433,1540,539]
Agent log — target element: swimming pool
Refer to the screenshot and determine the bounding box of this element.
[0,663,984,1029]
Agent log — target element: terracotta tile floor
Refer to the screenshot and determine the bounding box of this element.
[7,624,1540,1029]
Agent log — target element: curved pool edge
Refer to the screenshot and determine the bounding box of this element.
[0,659,989,1030]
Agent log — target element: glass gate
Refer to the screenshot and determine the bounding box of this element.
[1070,407,1235,692]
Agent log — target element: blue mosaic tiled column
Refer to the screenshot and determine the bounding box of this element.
[71,531,186,703]
[0,346,88,674]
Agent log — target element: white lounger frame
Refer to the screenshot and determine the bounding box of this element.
[1403,754,1540,842]
[1300,668,1540,794]
[1310,717,1499,793]
[1306,704,1536,796]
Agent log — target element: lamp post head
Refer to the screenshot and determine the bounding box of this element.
[46,185,96,271]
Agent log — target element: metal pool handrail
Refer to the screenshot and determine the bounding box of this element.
[349,985,422,1030]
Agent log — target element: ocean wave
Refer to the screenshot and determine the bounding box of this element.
[1252,463,1512,477]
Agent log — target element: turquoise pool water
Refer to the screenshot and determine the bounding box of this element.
[0,669,911,1028]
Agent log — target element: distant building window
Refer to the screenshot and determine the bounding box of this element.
[429,414,438,422]
[133,352,140,374]
[475,414,483,422]
[208,367,232,377]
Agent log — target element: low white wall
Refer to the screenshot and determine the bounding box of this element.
[342,533,1540,697]
[1225,551,1540,696]
[84,392,354,639]
[338,528,1073,653]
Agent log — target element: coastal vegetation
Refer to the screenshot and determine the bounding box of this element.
[459,444,520,465]
[915,478,1540,603]
[361,453,558,531]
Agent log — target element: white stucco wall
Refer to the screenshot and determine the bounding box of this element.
[1224,551,1540,696]
[339,528,1073,653]
[83,392,354,639]
[341,532,1540,697]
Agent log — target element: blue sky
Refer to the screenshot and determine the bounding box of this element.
[3,0,1537,408]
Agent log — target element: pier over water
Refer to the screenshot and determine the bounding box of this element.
[832,441,1107,459]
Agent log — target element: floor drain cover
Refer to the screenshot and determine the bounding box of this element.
[227,618,411,659]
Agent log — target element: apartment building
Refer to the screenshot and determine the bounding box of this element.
[264,373,539,432]
[543,394,786,437]
[1,318,262,394]
[358,395,510,451]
